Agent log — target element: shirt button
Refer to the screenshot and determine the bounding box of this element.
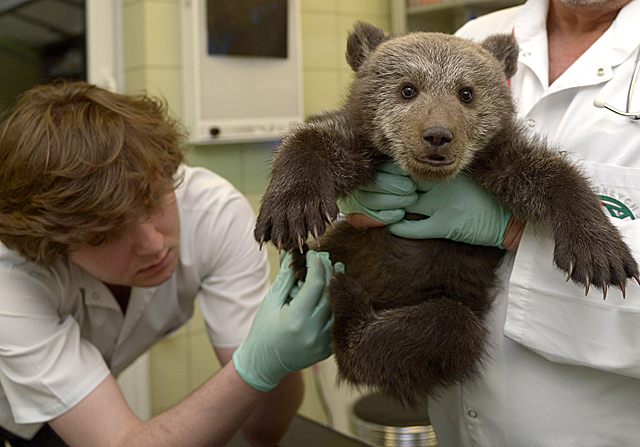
[468,410,478,418]
[521,51,531,57]
[527,119,536,128]
[597,67,606,76]
[92,292,100,300]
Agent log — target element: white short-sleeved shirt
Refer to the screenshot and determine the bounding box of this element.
[0,165,269,438]
[427,1,640,446]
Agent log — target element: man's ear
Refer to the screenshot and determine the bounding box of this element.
[480,33,519,79]
[346,21,391,72]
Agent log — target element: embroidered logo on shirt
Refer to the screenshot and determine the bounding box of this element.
[600,195,636,220]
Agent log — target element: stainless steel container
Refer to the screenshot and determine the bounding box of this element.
[350,393,438,447]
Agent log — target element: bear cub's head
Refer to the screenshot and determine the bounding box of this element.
[345,22,519,182]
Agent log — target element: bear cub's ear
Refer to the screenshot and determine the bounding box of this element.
[479,34,519,79]
[346,21,391,72]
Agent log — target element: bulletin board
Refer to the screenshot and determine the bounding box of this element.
[181,0,303,144]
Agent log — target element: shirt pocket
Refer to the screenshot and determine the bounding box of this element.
[505,161,640,378]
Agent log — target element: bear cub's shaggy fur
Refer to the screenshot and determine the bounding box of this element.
[254,22,638,404]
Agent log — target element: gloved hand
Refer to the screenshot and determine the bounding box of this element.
[233,250,343,391]
[338,162,418,225]
[388,173,511,248]
[340,162,511,248]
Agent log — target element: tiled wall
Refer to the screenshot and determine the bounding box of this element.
[122,0,391,422]
[301,0,391,116]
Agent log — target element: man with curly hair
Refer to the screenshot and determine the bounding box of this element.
[0,82,338,447]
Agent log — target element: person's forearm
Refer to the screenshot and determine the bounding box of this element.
[50,362,267,447]
[118,360,265,447]
[240,371,304,446]
[503,217,525,253]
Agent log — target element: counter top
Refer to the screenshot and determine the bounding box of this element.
[227,415,369,447]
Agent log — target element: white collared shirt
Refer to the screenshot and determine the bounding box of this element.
[0,165,269,438]
[428,1,640,445]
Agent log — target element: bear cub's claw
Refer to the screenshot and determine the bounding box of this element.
[553,227,639,299]
[254,186,338,252]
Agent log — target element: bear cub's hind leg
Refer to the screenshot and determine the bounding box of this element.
[328,271,490,405]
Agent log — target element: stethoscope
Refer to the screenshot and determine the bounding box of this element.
[593,47,640,120]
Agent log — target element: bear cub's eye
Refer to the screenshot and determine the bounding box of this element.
[459,88,473,103]
[401,85,418,99]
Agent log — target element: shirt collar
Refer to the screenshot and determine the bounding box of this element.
[513,0,550,87]
[609,0,640,66]
[514,0,640,91]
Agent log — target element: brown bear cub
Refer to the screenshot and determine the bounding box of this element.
[254,22,639,404]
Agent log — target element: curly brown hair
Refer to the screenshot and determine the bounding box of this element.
[0,82,188,265]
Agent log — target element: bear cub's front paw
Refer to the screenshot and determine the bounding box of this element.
[553,226,639,297]
[254,187,338,251]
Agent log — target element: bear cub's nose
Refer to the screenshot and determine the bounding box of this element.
[422,126,453,147]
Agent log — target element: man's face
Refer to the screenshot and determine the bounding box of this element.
[68,191,181,288]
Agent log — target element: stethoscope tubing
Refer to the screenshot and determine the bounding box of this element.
[627,46,640,114]
[593,46,640,120]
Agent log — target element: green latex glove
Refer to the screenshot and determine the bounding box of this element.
[389,173,511,248]
[338,162,418,225]
[233,251,343,391]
